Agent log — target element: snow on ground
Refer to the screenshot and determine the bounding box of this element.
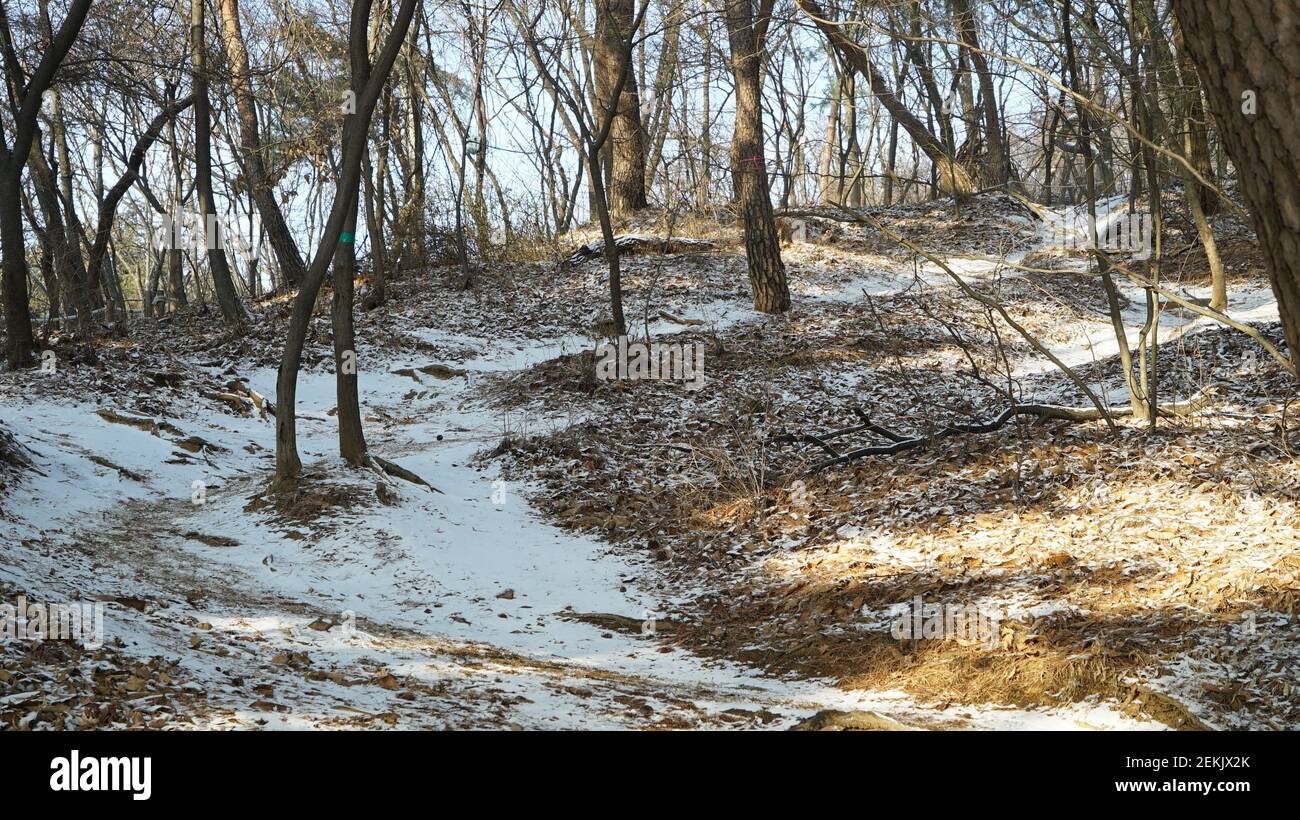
[4,209,1233,729]
[0,296,1169,729]
[0,398,1159,727]
[1016,281,1279,382]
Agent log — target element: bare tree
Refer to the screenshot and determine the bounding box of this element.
[275,0,419,482]
[0,0,92,368]
[191,0,245,325]
[217,0,307,289]
[723,0,789,313]
[797,0,974,196]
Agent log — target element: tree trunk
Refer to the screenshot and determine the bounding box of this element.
[724,0,790,314]
[0,0,92,368]
[27,144,94,335]
[0,162,36,366]
[1064,0,1146,419]
[191,0,245,326]
[698,2,712,211]
[332,180,367,466]
[144,246,164,318]
[595,0,648,217]
[1172,0,1300,362]
[217,0,306,289]
[24,198,60,331]
[51,90,99,324]
[1166,19,1227,310]
[951,0,1007,185]
[643,5,681,193]
[164,109,189,313]
[1173,24,1220,218]
[817,57,841,205]
[275,0,417,483]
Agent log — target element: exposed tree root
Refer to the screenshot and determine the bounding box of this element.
[0,424,41,474]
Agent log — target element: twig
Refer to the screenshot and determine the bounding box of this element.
[802,386,1219,474]
[832,203,1119,429]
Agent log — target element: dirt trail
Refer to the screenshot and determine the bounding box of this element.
[57,451,850,729]
[2,309,1167,730]
[4,207,1209,729]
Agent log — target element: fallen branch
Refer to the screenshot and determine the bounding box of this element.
[831,204,1119,429]
[655,310,706,327]
[565,235,714,266]
[802,388,1219,474]
[773,407,909,457]
[366,455,443,493]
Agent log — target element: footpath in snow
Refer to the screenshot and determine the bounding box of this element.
[0,234,1188,730]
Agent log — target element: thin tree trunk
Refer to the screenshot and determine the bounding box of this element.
[1064,0,1146,418]
[595,0,649,216]
[275,0,417,483]
[217,0,306,289]
[1167,18,1226,309]
[951,0,1007,185]
[698,2,712,211]
[724,0,790,313]
[817,54,841,206]
[191,0,245,326]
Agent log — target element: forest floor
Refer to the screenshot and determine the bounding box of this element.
[2,191,1297,730]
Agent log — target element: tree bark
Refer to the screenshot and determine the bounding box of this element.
[724,0,790,314]
[595,0,648,217]
[1172,0,1300,364]
[0,0,92,368]
[191,0,246,326]
[217,0,306,289]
